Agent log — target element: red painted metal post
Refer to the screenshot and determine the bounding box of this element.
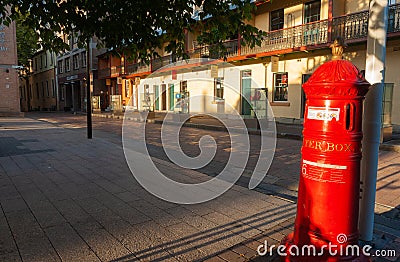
[282,39,370,261]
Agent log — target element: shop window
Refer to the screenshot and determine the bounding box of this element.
[180,81,187,93]
[273,72,288,102]
[214,78,224,100]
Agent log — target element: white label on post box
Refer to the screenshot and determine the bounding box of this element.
[307,107,340,121]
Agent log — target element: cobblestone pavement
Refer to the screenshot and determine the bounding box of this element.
[0,112,398,261]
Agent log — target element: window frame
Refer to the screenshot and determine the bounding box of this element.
[73,54,79,69]
[304,0,321,24]
[270,8,284,31]
[272,72,289,102]
[214,77,224,101]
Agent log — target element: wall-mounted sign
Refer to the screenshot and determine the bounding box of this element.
[271,56,279,72]
[66,75,78,81]
[211,65,218,78]
[172,70,177,80]
[307,106,340,121]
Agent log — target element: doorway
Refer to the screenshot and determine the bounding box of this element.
[241,70,252,116]
[161,84,167,110]
[301,74,312,118]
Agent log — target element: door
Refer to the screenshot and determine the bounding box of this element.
[154,85,159,110]
[169,84,174,111]
[301,74,312,118]
[161,84,167,110]
[241,70,252,116]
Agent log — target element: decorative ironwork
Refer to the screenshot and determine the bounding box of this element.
[126,62,150,75]
[388,3,400,33]
[331,11,369,41]
[155,3,400,69]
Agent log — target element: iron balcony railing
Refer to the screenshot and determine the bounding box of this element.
[242,19,329,56]
[146,3,400,71]
[331,10,369,41]
[126,62,151,75]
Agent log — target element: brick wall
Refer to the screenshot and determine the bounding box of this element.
[0,20,20,114]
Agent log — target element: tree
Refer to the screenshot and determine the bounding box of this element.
[0,0,265,60]
[15,13,39,76]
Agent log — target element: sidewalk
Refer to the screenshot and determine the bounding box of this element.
[92,111,400,151]
[0,113,398,261]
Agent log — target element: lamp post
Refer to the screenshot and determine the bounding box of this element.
[86,38,92,139]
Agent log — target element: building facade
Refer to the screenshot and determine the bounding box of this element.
[20,50,58,111]
[101,0,399,137]
[57,35,106,112]
[0,19,20,115]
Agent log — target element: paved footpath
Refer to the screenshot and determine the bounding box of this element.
[0,113,398,261]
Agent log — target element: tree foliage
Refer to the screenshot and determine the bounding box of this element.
[1,0,265,61]
[15,13,39,76]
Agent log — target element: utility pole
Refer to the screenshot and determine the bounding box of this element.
[359,0,388,243]
[86,37,92,139]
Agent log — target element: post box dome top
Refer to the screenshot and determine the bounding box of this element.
[303,38,370,97]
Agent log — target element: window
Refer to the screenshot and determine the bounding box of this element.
[44,54,48,68]
[73,54,79,69]
[52,79,56,97]
[42,82,45,98]
[214,78,224,100]
[81,51,87,67]
[180,81,187,93]
[36,83,39,98]
[60,85,65,101]
[46,81,50,97]
[29,84,32,99]
[125,80,130,97]
[58,60,63,74]
[304,0,321,23]
[40,55,43,69]
[65,58,71,72]
[35,58,38,71]
[50,53,54,66]
[270,9,284,31]
[273,72,288,102]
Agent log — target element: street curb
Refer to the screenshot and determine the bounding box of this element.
[92,113,303,139]
[380,143,400,152]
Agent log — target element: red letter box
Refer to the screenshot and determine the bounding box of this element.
[283,40,370,261]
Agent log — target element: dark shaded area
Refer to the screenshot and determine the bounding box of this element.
[0,137,54,157]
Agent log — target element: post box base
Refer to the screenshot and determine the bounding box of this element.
[281,233,371,262]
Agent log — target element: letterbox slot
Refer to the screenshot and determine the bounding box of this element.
[345,103,355,131]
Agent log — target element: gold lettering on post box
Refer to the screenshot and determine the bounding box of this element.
[303,139,358,153]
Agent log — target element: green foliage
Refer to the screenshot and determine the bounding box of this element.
[15,13,39,76]
[1,0,265,61]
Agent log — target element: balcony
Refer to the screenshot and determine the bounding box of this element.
[185,3,400,61]
[152,55,176,71]
[143,3,400,73]
[126,62,151,76]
